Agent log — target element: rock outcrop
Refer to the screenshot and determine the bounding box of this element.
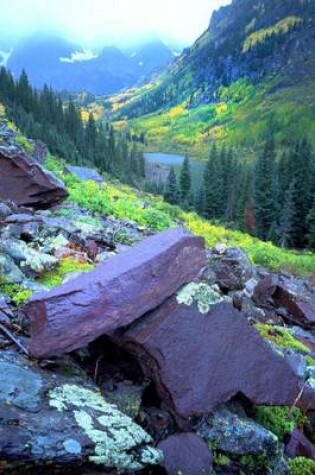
[0,147,68,208]
[24,227,207,358]
[65,166,104,184]
[0,350,162,473]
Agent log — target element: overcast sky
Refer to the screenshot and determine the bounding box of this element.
[0,0,231,46]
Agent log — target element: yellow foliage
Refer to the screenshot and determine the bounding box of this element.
[215,103,228,116]
[243,16,302,52]
[0,103,5,119]
[165,105,187,119]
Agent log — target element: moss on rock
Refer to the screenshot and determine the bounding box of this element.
[253,406,307,442]
[254,324,311,354]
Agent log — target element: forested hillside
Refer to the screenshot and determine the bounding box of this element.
[111,0,315,153]
[0,67,146,185]
[100,0,315,250]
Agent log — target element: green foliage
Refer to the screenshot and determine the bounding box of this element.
[0,278,32,306]
[214,453,231,467]
[16,134,34,153]
[58,166,315,278]
[289,457,315,475]
[64,176,172,232]
[239,452,269,472]
[40,258,94,288]
[254,324,311,354]
[219,78,255,103]
[254,406,307,442]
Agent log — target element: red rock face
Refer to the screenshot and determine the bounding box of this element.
[119,300,306,420]
[157,433,213,475]
[0,149,68,208]
[285,429,315,460]
[24,228,207,358]
[253,274,315,328]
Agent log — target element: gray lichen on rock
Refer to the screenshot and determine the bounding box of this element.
[0,361,43,411]
[49,384,163,469]
[177,282,226,314]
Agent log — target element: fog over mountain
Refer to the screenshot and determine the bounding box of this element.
[0,0,231,47]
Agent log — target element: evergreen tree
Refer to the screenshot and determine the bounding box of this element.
[164,167,180,205]
[254,133,277,239]
[203,143,224,219]
[180,156,191,203]
[278,181,296,248]
[306,197,315,250]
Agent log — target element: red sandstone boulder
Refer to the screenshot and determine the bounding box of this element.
[24,228,207,358]
[157,433,213,475]
[253,274,315,328]
[0,147,68,208]
[118,300,307,420]
[285,429,315,460]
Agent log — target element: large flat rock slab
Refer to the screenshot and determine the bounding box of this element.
[0,147,68,208]
[118,299,306,420]
[24,228,206,358]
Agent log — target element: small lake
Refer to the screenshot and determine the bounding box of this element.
[144,152,205,191]
[144,152,187,167]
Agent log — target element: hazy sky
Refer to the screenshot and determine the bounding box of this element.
[0,0,231,46]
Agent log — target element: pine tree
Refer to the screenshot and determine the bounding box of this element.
[306,197,315,250]
[180,156,191,203]
[164,167,180,205]
[278,181,296,248]
[254,133,277,240]
[203,144,224,219]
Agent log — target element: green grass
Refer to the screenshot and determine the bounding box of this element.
[0,278,33,306]
[46,157,315,279]
[40,257,94,288]
[254,324,312,354]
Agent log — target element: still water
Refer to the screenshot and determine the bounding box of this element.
[144,152,205,190]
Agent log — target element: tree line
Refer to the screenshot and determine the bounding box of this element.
[164,132,315,250]
[0,67,145,184]
[1,68,314,250]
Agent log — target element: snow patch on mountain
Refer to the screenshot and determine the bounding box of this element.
[60,49,98,63]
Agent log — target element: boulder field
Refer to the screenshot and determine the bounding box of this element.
[0,132,314,474]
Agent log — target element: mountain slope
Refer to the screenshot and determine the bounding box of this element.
[111,0,315,156]
[6,36,178,95]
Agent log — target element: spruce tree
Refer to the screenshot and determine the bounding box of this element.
[164,167,180,205]
[203,143,224,219]
[254,133,277,240]
[278,181,296,248]
[180,156,191,203]
[306,197,315,250]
